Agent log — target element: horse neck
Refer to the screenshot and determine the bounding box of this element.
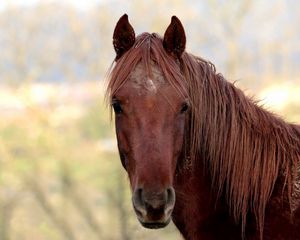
[187,66,300,231]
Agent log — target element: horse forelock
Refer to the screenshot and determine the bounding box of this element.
[106,33,187,103]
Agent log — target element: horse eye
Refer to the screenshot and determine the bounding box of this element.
[180,102,189,113]
[112,101,123,114]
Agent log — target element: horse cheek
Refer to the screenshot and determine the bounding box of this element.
[115,120,132,169]
[172,116,186,172]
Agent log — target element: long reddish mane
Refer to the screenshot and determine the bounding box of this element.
[106,32,300,236]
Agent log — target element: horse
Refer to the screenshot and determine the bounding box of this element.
[106,14,300,239]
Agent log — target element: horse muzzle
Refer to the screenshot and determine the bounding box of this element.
[132,187,175,228]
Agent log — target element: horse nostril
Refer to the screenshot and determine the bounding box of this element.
[133,188,147,218]
[166,187,175,206]
[133,188,144,206]
[165,187,175,214]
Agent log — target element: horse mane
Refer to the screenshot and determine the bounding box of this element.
[181,51,300,234]
[106,33,300,236]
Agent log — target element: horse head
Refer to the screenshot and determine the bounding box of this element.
[109,14,188,228]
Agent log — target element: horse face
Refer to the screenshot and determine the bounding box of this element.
[112,62,188,228]
[110,14,187,229]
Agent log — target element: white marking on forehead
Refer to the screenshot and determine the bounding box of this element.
[146,78,157,92]
[129,62,165,94]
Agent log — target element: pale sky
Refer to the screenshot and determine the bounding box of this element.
[0,0,106,11]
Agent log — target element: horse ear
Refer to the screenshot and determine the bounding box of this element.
[113,14,135,60]
[163,16,186,58]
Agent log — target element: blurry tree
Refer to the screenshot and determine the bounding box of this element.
[207,0,253,78]
[0,195,18,240]
[59,162,104,239]
[0,0,299,86]
[27,177,77,240]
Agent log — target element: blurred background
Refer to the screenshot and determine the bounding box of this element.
[0,0,299,239]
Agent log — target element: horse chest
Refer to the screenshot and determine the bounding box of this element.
[172,170,245,240]
[172,171,300,239]
[173,174,209,238]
